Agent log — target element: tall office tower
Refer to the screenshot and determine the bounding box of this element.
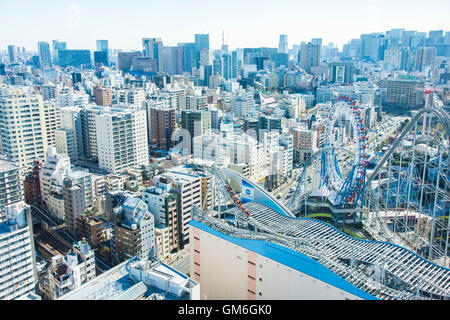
[195,34,210,67]
[385,79,425,110]
[278,34,288,54]
[0,202,38,300]
[299,43,321,73]
[0,159,23,221]
[57,50,91,68]
[231,51,239,79]
[0,92,48,168]
[148,103,176,150]
[213,57,222,75]
[8,45,17,62]
[383,48,402,69]
[96,39,108,52]
[94,51,109,67]
[427,30,444,46]
[311,38,322,47]
[118,51,143,72]
[38,41,52,67]
[154,167,201,249]
[360,33,385,61]
[142,38,163,72]
[45,240,96,299]
[232,92,256,118]
[179,42,196,74]
[160,46,183,75]
[328,62,354,85]
[95,108,149,173]
[59,106,85,161]
[63,178,86,236]
[415,47,437,72]
[94,86,112,105]
[110,192,156,264]
[199,49,212,67]
[80,105,104,161]
[52,40,67,65]
[43,100,61,148]
[222,54,232,80]
[181,110,212,154]
[141,185,179,252]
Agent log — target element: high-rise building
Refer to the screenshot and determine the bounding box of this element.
[63,178,86,236]
[43,100,61,148]
[361,33,385,61]
[0,202,38,300]
[415,47,437,72]
[385,78,425,109]
[222,54,232,80]
[142,38,163,72]
[95,108,149,173]
[141,186,179,252]
[181,110,212,154]
[7,45,17,63]
[0,92,48,168]
[118,51,143,72]
[0,159,23,221]
[96,40,108,52]
[94,51,109,67]
[147,102,176,150]
[160,46,183,75]
[299,43,321,73]
[38,41,52,67]
[153,167,202,249]
[52,40,67,65]
[179,42,196,74]
[328,62,354,85]
[278,34,288,54]
[57,50,91,68]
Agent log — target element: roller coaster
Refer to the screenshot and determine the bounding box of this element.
[189,96,450,299]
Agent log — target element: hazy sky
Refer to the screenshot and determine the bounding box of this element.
[1,0,449,52]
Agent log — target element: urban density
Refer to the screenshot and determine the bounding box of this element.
[0,3,449,302]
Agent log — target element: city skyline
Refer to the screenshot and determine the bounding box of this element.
[1,0,449,51]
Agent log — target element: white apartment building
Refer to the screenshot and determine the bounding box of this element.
[232,92,256,118]
[95,108,149,173]
[0,92,48,168]
[0,159,23,221]
[40,147,94,221]
[0,202,37,300]
[43,99,61,148]
[57,90,89,107]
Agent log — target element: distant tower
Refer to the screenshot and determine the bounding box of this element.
[278,34,288,54]
[221,30,228,53]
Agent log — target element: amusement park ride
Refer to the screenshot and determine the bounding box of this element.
[190,96,450,299]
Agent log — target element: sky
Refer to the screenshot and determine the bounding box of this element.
[0,0,449,52]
